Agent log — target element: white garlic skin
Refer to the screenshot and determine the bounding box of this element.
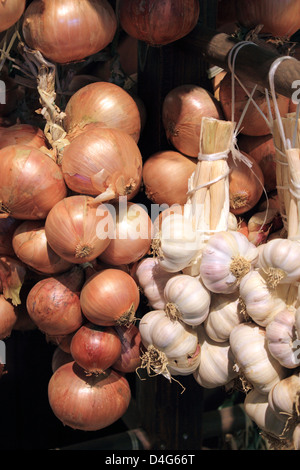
[257,238,300,285]
[199,231,258,294]
[139,310,201,376]
[244,388,293,442]
[193,326,238,389]
[266,308,300,369]
[293,424,300,450]
[134,257,177,310]
[157,213,202,272]
[268,372,300,421]
[229,322,288,395]
[204,292,244,342]
[239,270,287,327]
[164,274,211,326]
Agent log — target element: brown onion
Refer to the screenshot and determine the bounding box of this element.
[46,332,75,354]
[70,322,122,374]
[219,72,290,137]
[113,324,142,373]
[0,295,18,339]
[80,268,140,327]
[238,134,277,193]
[61,125,142,202]
[48,361,131,431]
[162,84,224,157]
[26,267,84,336]
[45,195,114,264]
[229,152,265,215]
[0,0,26,33]
[0,145,67,220]
[235,0,300,38]
[64,81,141,143]
[0,217,20,256]
[0,124,47,150]
[98,202,153,266]
[142,150,196,205]
[118,0,200,46]
[22,0,117,64]
[12,220,73,275]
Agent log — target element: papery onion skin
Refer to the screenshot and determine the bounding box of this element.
[98,202,153,266]
[12,220,73,275]
[22,0,117,64]
[80,268,140,327]
[70,322,122,374]
[0,145,67,220]
[64,82,141,143]
[118,0,200,46]
[26,267,84,336]
[113,324,142,373]
[0,0,26,33]
[45,195,114,264]
[142,151,196,206]
[235,0,300,38]
[0,124,47,150]
[48,361,131,431]
[61,125,143,202]
[162,84,224,157]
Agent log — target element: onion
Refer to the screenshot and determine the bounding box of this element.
[142,150,196,206]
[219,72,290,137]
[0,217,20,256]
[70,322,122,374]
[46,332,75,354]
[61,125,142,202]
[44,195,114,264]
[51,347,73,373]
[48,361,131,431]
[64,82,141,143]
[229,152,264,215]
[26,267,84,336]
[98,202,153,266]
[0,124,47,150]
[113,324,142,373]
[0,145,67,220]
[22,0,117,64]
[0,295,18,339]
[235,0,300,38]
[0,0,26,33]
[12,220,73,275]
[118,0,200,46]
[238,134,276,193]
[80,268,140,327]
[162,84,224,157]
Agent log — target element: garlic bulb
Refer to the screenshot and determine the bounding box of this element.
[229,322,288,394]
[134,257,177,310]
[204,292,246,342]
[193,326,238,389]
[199,231,259,294]
[296,306,300,338]
[138,310,201,381]
[268,372,300,423]
[244,388,293,447]
[153,211,202,273]
[257,238,300,288]
[266,308,300,369]
[164,274,211,326]
[239,270,287,327]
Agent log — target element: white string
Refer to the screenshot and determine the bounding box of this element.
[187,169,231,197]
[197,150,230,162]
